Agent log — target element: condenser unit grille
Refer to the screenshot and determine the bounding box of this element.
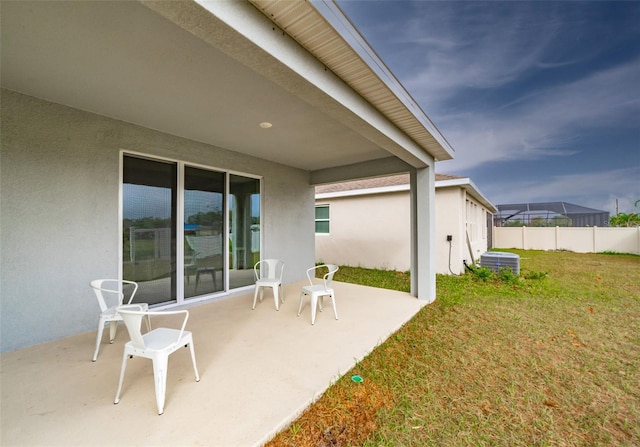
[480,252,520,275]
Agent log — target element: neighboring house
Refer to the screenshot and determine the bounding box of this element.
[315,174,497,274]
[0,1,455,352]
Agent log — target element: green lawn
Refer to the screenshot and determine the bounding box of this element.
[268,250,640,447]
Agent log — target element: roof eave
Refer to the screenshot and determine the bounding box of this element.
[436,178,497,213]
[249,0,455,163]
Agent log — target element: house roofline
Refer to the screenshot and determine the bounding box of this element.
[316,184,410,200]
[436,178,497,213]
[315,176,497,213]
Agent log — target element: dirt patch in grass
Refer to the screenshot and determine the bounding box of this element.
[265,377,393,447]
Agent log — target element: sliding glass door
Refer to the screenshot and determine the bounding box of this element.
[184,167,225,298]
[122,155,177,306]
[122,154,260,305]
[229,174,261,289]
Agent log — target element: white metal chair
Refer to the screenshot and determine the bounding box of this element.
[252,259,285,310]
[298,264,339,325]
[90,279,150,362]
[114,304,200,415]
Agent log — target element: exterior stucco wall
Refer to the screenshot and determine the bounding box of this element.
[434,187,465,274]
[0,90,314,352]
[316,191,410,271]
[315,185,492,275]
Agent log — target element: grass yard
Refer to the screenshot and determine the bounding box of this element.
[266,250,640,447]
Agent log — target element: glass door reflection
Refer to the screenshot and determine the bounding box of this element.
[229,174,260,289]
[122,156,177,306]
[184,167,225,298]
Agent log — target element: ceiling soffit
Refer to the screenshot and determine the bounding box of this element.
[249,0,454,162]
[146,0,438,169]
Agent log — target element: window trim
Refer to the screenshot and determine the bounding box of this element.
[315,204,330,234]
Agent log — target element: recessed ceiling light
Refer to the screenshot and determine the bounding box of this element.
[259,122,273,129]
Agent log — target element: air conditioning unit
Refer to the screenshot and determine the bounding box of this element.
[480,252,520,275]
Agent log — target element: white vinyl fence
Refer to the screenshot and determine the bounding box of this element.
[493,226,640,255]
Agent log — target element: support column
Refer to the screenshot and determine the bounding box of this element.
[410,167,436,302]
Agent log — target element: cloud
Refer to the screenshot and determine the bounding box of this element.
[338,0,640,213]
[362,1,639,172]
[436,57,640,171]
[396,2,565,104]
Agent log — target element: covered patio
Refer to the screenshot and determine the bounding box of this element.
[0,281,425,446]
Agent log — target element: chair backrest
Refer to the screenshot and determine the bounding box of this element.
[323,264,339,289]
[117,304,147,349]
[254,259,284,281]
[306,264,339,291]
[90,279,138,312]
[118,305,191,351]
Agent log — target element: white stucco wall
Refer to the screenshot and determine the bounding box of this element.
[434,187,465,274]
[0,90,315,352]
[316,191,410,271]
[315,184,492,275]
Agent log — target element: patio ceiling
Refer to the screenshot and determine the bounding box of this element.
[1,0,452,175]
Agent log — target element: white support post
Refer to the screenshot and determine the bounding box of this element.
[410,167,436,302]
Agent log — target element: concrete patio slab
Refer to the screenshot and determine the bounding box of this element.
[1,281,427,446]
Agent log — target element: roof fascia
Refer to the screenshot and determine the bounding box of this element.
[310,0,454,159]
[317,184,410,200]
[436,178,497,213]
[313,174,497,213]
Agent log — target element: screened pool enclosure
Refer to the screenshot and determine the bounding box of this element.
[495,202,609,227]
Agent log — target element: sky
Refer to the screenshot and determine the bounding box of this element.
[336,0,640,215]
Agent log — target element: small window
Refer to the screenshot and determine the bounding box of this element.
[315,205,330,234]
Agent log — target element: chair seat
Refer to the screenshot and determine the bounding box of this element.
[302,284,329,294]
[101,302,148,319]
[256,278,280,287]
[100,305,120,318]
[129,328,192,352]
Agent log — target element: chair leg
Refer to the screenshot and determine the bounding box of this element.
[152,355,169,415]
[330,293,338,320]
[279,283,285,303]
[297,291,305,317]
[252,286,260,309]
[114,351,129,404]
[311,294,318,325]
[92,318,105,362]
[109,321,118,343]
[188,342,200,382]
[273,286,279,311]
